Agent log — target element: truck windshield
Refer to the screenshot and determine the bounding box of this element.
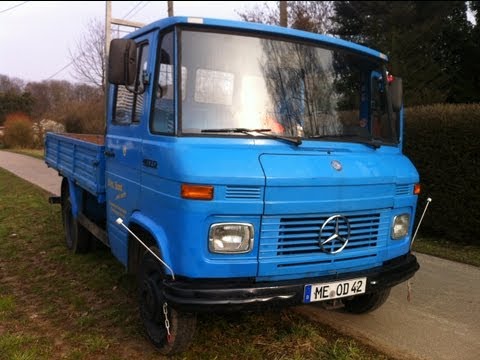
[177,29,397,145]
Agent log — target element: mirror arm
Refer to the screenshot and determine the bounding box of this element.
[125,72,149,95]
[125,84,147,95]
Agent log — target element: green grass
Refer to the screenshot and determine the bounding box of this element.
[413,237,480,267]
[0,167,391,359]
[0,295,15,312]
[0,333,50,360]
[0,295,15,320]
[2,148,44,160]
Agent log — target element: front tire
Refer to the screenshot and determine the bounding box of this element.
[138,247,196,355]
[343,288,391,314]
[61,179,90,253]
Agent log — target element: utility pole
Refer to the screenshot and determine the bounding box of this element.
[105,1,111,89]
[104,1,111,128]
[104,1,146,87]
[168,1,174,17]
[104,1,145,130]
[280,1,287,27]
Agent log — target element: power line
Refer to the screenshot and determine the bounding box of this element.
[46,61,74,80]
[128,1,151,19]
[0,1,29,14]
[123,1,143,19]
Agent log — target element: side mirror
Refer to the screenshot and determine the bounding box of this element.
[389,77,403,112]
[108,39,137,86]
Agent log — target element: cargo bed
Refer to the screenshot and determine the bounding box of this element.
[45,133,106,202]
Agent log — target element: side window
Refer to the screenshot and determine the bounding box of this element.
[152,32,175,134]
[113,43,149,124]
[371,71,391,139]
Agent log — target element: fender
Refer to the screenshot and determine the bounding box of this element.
[66,178,83,218]
[129,211,174,273]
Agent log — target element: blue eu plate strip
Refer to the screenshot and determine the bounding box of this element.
[304,285,312,303]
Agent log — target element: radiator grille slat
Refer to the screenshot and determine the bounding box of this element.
[259,211,388,273]
[225,186,261,199]
[396,184,411,196]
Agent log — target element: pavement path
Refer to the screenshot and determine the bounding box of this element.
[0,151,61,195]
[1,150,479,360]
[296,253,480,360]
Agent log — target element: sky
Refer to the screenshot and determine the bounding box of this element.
[0,1,264,83]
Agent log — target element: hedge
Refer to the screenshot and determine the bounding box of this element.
[404,103,480,244]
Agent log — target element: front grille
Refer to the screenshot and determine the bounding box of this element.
[277,213,380,255]
[259,210,389,275]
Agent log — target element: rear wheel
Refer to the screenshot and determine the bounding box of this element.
[61,179,90,253]
[343,288,391,314]
[138,246,196,355]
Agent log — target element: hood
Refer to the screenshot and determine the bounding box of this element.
[259,152,419,215]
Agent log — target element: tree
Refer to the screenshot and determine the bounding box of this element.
[462,0,480,102]
[0,91,34,126]
[289,1,334,34]
[0,75,25,94]
[25,80,75,121]
[237,1,334,34]
[69,18,106,92]
[332,1,477,105]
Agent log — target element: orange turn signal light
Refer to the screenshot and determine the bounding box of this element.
[414,183,421,195]
[181,184,214,200]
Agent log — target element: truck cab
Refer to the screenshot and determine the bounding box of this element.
[47,16,419,355]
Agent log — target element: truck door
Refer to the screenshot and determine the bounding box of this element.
[105,34,152,265]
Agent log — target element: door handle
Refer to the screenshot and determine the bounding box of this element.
[104,149,115,157]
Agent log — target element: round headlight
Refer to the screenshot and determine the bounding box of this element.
[392,214,410,239]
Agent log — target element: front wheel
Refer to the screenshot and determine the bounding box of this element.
[138,247,196,355]
[343,288,391,314]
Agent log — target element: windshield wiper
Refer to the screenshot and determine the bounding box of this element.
[201,128,302,146]
[201,128,271,133]
[307,134,381,149]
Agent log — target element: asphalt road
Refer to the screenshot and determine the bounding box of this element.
[1,150,479,360]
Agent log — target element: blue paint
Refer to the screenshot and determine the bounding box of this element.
[45,16,418,284]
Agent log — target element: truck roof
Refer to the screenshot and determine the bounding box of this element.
[127,16,388,62]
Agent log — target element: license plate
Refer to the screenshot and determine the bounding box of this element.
[304,277,367,303]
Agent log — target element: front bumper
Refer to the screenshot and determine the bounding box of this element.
[163,253,419,312]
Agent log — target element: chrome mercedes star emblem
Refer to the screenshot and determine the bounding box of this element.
[331,160,342,171]
[319,215,350,254]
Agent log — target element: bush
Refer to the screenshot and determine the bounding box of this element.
[3,113,34,148]
[63,99,105,135]
[404,103,480,244]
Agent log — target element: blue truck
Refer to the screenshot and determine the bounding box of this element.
[45,16,420,354]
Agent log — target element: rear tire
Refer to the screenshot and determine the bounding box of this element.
[343,288,391,314]
[61,179,90,254]
[138,246,196,355]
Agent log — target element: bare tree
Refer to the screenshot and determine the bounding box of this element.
[0,74,25,94]
[289,1,334,34]
[236,1,279,25]
[69,18,105,92]
[237,1,334,34]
